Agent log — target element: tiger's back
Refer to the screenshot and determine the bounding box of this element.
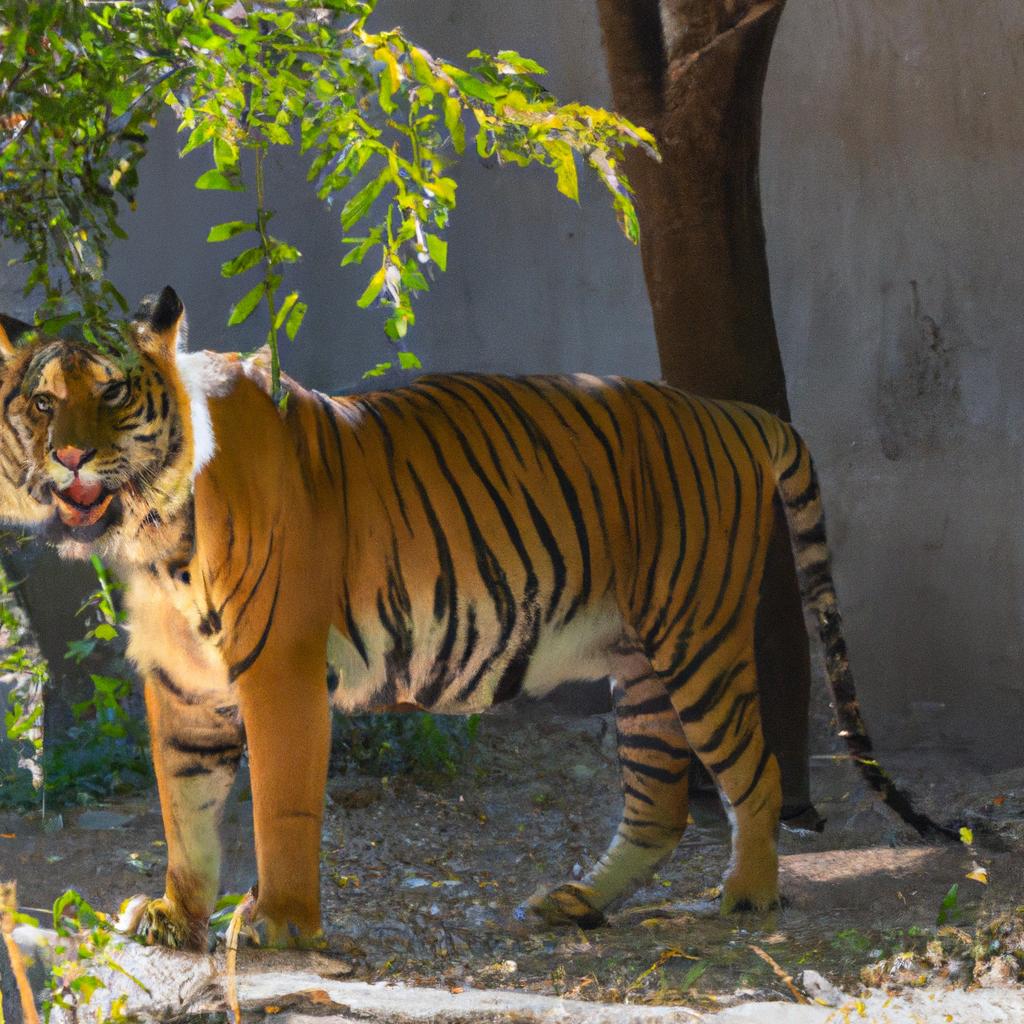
[312,373,779,721]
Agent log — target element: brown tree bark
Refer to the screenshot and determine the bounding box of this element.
[596,0,818,822]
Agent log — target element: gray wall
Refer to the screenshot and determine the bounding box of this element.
[2,1,1021,764]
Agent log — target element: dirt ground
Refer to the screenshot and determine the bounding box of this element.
[3,701,1024,1012]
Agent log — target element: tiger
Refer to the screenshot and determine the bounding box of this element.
[0,287,950,950]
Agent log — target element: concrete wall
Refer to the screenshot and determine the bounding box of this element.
[762,1,1024,762]
[1,1,1021,764]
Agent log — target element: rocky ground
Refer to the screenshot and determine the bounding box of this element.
[3,701,1024,1018]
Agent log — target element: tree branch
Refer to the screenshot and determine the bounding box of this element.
[659,1,763,64]
[594,0,667,128]
[667,0,784,78]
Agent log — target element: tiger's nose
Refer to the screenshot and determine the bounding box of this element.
[54,446,95,471]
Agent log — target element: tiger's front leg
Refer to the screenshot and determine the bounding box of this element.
[234,644,332,947]
[119,669,244,950]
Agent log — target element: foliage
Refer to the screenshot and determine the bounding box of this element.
[333,711,481,779]
[0,555,150,812]
[0,0,656,397]
[0,544,47,792]
[5,889,146,1023]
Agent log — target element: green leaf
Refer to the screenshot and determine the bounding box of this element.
[228,281,266,326]
[207,221,255,243]
[548,141,579,202]
[340,171,389,231]
[220,246,264,278]
[194,169,243,192]
[447,67,506,104]
[425,234,447,272]
[937,882,960,926]
[285,300,307,341]
[444,96,465,154]
[267,239,301,265]
[409,47,438,88]
[398,350,422,370]
[681,961,708,990]
[357,267,387,308]
[213,136,238,173]
[71,974,105,1001]
[92,623,117,642]
[363,361,393,378]
[274,292,299,330]
[495,50,547,75]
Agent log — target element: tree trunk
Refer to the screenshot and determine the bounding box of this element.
[596,0,818,822]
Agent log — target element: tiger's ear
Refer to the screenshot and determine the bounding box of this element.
[0,322,16,359]
[132,286,186,359]
[0,314,33,360]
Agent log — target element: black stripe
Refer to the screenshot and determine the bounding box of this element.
[233,533,275,627]
[730,745,773,808]
[622,782,655,807]
[520,486,566,623]
[474,377,591,623]
[616,733,689,759]
[357,397,412,532]
[614,692,675,718]
[228,570,282,682]
[408,463,459,707]
[676,662,748,721]
[458,602,479,674]
[694,691,756,753]
[151,665,203,705]
[342,581,370,667]
[618,756,688,785]
[169,737,243,757]
[705,726,756,774]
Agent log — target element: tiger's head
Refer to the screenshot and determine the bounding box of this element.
[0,314,64,530]
[4,287,218,562]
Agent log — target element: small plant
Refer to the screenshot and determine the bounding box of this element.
[43,890,146,1023]
[0,545,48,802]
[332,711,480,780]
[1,557,150,811]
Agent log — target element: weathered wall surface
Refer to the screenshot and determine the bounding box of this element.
[761,1,1024,761]
[1,1,1021,764]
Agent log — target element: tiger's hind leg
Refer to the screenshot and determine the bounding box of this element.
[525,638,690,928]
[659,637,782,913]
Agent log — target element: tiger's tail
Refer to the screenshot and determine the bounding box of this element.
[768,417,956,840]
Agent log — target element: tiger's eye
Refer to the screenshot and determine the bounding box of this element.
[102,381,129,405]
[33,394,52,414]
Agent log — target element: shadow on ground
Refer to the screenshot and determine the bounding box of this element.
[3,702,1023,1011]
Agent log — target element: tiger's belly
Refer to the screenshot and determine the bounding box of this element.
[327,602,625,715]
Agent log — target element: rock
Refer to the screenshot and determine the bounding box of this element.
[463,904,501,929]
[797,969,845,1006]
[10,925,220,1024]
[76,810,133,830]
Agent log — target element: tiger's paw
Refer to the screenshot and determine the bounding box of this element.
[720,871,780,915]
[518,883,606,929]
[114,894,209,951]
[236,894,326,950]
[243,917,327,950]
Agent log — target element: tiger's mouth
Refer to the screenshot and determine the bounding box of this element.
[51,477,116,529]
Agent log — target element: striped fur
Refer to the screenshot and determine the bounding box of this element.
[2,288,948,949]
